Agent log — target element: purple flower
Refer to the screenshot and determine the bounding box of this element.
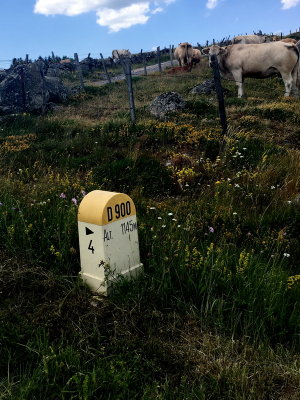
[71,198,78,205]
[81,190,87,197]
[208,227,214,233]
[60,193,67,199]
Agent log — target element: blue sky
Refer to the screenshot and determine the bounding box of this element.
[1,0,299,69]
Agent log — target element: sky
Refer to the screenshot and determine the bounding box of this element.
[1,0,300,69]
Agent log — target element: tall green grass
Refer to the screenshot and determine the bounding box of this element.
[1,59,300,399]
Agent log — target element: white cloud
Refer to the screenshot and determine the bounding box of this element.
[281,0,300,9]
[34,0,174,31]
[96,3,150,32]
[206,0,220,9]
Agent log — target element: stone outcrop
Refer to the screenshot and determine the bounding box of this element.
[0,62,70,115]
[149,92,186,119]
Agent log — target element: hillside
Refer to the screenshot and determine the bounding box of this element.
[1,57,300,399]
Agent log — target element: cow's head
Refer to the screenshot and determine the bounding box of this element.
[202,45,227,67]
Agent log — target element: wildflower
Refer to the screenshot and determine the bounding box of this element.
[149,206,156,210]
[60,193,67,199]
[271,186,275,190]
[157,217,162,220]
[81,190,87,197]
[185,183,189,187]
[168,213,173,216]
[177,225,181,228]
[233,212,237,216]
[208,227,214,233]
[162,225,166,228]
[0,202,3,206]
[288,275,300,289]
[287,201,292,205]
[234,184,240,188]
[72,198,78,205]
[172,218,177,221]
[283,253,290,258]
[215,180,221,184]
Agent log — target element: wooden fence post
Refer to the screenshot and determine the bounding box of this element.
[210,54,227,136]
[121,57,136,123]
[74,52,84,90]
[170,45,174,66]
[141,50,147,75]
[100,53,111,83]
[157,46,162,72]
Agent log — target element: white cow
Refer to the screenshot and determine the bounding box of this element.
[202,41,300,97]
[233,34,268,44]
[191,48,201,67]
[112,49,131,60]
[174,43,193,66]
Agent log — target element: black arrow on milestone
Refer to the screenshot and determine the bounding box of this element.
[85,227,94,235]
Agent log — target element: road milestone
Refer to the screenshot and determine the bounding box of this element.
[78,190,143,294]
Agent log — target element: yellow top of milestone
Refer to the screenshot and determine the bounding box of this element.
[78,190,136,226]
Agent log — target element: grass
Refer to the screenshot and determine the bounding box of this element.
[1,56,300,399]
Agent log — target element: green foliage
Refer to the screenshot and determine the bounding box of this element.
[1,53,300,399]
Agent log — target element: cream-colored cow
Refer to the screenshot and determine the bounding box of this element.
[233,34,268,44]
[202,41,300,97]
[174,43,193,66]
[191,48,201,67]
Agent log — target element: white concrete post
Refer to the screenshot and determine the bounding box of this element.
[78,190,143,294]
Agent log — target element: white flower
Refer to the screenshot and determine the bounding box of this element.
[168,213,173,216]
[283,253,290,258]
[149,206,156,210]
[271,186,275,190]
[233,212,237,215]
[157,217,162,220]
[162,225,166,228]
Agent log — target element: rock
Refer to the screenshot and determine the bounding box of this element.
[45,76,70,103]
[0,70,7,83]
[0,62,70,115]
[190,79,230,95]
[0,63,47,115]
[149,91,186,119]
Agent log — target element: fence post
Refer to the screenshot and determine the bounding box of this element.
[100,53,111,83]
[122,57,136,123]
[157,46,162,72]
[141,50,147,75]
[210,54,227,136]
[170,45,174,66]
[74,52,84,90]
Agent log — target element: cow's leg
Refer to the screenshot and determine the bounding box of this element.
[291,67,299,97]
[231,70,244,97]
[281,72,293,96]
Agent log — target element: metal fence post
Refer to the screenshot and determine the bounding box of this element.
[210,54,227,136]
